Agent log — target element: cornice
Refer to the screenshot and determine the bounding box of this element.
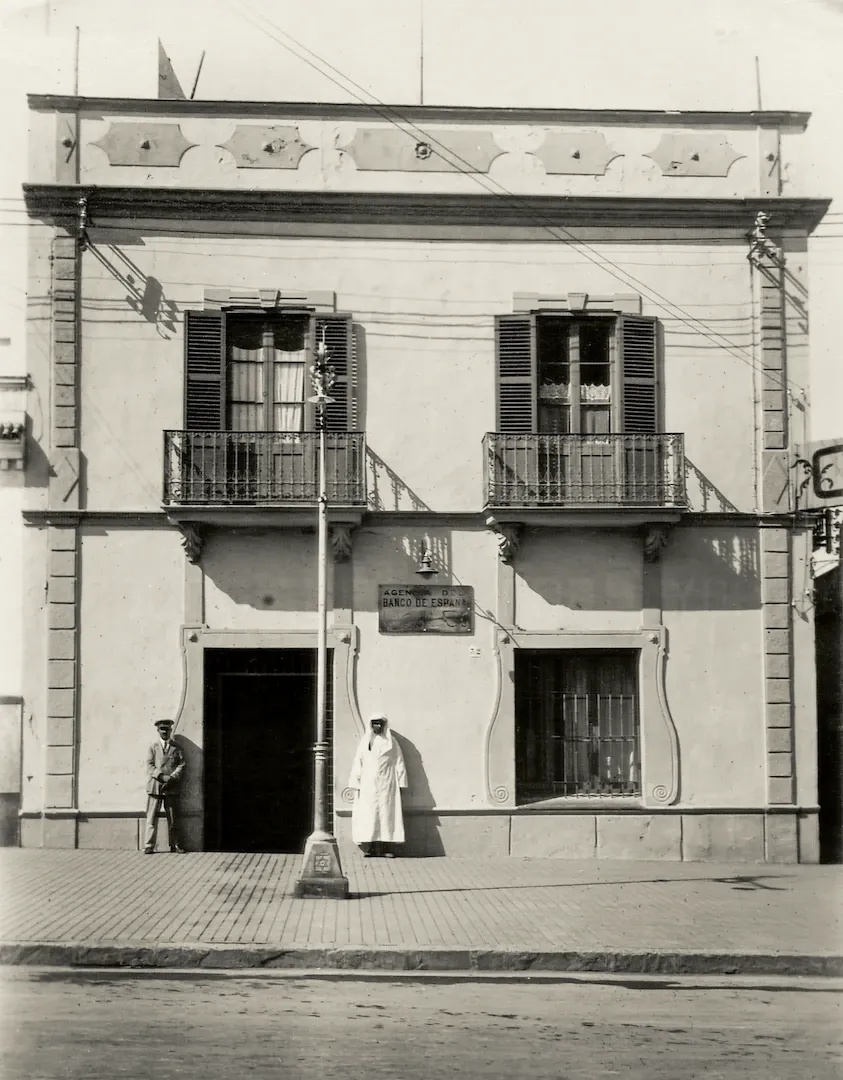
[21,185,831,234]
[27,95,811,130]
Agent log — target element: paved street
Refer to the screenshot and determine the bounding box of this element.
[2,850,841,973]
[2,969,841,1079]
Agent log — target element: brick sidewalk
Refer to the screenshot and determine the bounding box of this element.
[1,849,841,972]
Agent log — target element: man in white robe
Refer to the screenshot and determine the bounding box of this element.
[348,713,408,857]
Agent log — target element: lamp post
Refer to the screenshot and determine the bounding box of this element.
[294,335,349,899]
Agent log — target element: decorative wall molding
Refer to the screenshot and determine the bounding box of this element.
[29,95,813,131]
[90,122,197,167]
[644,133,745,177]
[534,131,622,175]
[643,524,671,563]
[486,518,521,563]
[514,291,642,314]
[345,128,502,173]
[170,626,363,826]
[330,525,354,562]
[203,286,336,312]
[218,125,313,169]
[178,524,204,564]
[485,629,680,810]
[23,186,831,235]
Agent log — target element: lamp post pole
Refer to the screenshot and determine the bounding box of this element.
[294,336,349,899]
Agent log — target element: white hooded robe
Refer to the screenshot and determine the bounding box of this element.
[348,717,408,844]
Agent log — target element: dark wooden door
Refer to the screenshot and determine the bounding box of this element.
[204,649,329,853]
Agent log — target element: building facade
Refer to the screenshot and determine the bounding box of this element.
[18,94,828,860]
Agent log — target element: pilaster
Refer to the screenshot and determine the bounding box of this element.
[49,234,81,510]
[45,525,79,809]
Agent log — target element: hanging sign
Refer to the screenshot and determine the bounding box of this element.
[378,585,474,634]
[794,440,843,509]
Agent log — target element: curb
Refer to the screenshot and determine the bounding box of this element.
[2,943,842,977]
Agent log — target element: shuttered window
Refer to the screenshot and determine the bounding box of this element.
[183,309,355,432]
[494,312,659,434]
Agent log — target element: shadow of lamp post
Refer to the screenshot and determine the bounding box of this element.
[294,334,349,899]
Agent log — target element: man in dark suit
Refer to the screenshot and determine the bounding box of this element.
[144,718,186,854]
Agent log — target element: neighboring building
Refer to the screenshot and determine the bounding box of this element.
[18,93,828,860]
[0,362,26,846]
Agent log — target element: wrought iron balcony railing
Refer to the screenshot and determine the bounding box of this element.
[484,432,686,509]
[163,431,366,506]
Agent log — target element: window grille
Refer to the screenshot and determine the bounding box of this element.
[515,650,640,801]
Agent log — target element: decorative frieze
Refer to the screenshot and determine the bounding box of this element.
[534,131,621,175]
[644,133,745,177]
[219,125,313,169]
[90,122,197,167]
[345,127,502,173]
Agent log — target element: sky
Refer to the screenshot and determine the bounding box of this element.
[0,0,840,436]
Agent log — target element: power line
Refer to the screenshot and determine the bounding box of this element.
[234,4,813,399]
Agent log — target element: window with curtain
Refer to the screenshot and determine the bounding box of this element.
[227,314,309,432]
[515,650,640,802]
[537,317,612,434]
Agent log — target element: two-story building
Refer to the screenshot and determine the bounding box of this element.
[18,93,828,861]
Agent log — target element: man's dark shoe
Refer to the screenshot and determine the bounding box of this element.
[143,847,154,854]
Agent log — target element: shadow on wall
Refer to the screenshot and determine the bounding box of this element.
[367,447,431,511]
[684,458,741,514]
[352,526,457,612]
[395,726,446,858]
[201,530,319,612]
[172,733,203,852]
[665,529,761,611]
[89,244,179,339]
[517,529,644,612]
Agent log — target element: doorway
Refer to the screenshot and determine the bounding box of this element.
[203,648,333,853]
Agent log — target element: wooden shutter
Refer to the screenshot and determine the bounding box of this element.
[316,313,355,431]
[618,314,659,433]
[495,314,536,433]
[184,310,226,430]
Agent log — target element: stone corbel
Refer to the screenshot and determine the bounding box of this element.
[643,524,671,563]
[330,525,354,562]
[178,524,205,565]
[486,517,522,563]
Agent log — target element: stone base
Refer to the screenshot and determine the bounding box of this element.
[294,835,349,899]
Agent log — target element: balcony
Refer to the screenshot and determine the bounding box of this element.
[483,433,686,522]
[163,430,366,527]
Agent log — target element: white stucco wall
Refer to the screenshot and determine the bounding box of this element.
[77,527,184,810]
[75,234,759,514]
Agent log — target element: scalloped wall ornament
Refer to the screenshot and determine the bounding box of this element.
[534,130,623,175]
[90,122,197,167]
[644,133,745,177]
[218,125,313,169]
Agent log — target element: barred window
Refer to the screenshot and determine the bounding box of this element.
[515,650,640,802]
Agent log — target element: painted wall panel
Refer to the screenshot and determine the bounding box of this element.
[349,526,498,810]
[77,235,758,513]
[662,527,767,806]
[203,530,321,632]
[77,528,184,810]
[514,529,643,632]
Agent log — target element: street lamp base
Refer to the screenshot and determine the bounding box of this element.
[294,833,349,899]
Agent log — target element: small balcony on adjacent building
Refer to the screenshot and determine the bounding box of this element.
[483,432,687,524]
[163,430,367,527]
